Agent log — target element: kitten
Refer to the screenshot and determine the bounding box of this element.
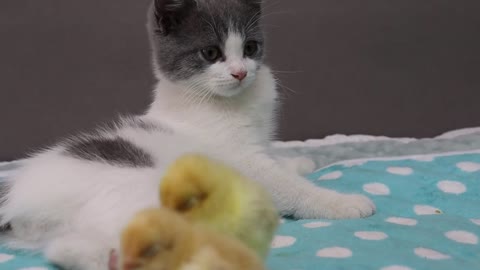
[0,0,375,269]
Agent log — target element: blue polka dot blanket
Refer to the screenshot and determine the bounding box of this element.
[1,129,480,270]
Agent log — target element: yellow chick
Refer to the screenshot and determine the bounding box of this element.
[179,245,254,270]
[160,154,279,258]
[119,208,265,270]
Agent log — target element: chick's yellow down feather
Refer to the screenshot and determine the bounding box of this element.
[119,208,265,270]
[160,154,279,258]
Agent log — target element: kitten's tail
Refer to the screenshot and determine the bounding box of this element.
[0,181,44,250]
[0,218,44,250]
[0,180,12,232]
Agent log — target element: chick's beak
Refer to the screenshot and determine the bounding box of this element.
[122,259,142,270]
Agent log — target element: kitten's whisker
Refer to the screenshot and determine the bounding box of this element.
[247,7,292,32]
[256,11,294,28]
[182,79,210,106]
[245,9,263,33]
[270,69,304,74]
[262,0,282,11]
[183,90,200,107]
[261,24,281,29]
[185,88,202,108]
[198,87,213,106]
[261,10,294,18]
[245,1,285,32]
[204,5,220,39]
[194,87,212,108]
[204,90,215,107]
[182,79,204,100]
[201,16,216,36]
[186,82,209,107]
[185,87,207,107]
[276,81,297,94]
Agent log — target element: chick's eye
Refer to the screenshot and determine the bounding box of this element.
[141,244,162,258]
[244,41,259,57]
[177,196,198,212]
[177,193,206,212]
[201,46,221,62]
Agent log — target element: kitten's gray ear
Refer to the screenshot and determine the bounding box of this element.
[153,0,194,35]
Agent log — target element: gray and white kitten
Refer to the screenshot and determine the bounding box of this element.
[0,0,375,269]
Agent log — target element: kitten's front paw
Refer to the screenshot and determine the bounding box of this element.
[325,194,376,219]
[45,234,110,270]
[295,193,376,219]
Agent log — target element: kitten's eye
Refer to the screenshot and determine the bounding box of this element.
[244,41,259,57]
[201,46,222,62]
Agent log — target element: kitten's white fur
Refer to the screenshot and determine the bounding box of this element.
[0,31,375,270]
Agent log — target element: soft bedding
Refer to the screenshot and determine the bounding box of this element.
[1,128,480,270]
[270,151,480,270]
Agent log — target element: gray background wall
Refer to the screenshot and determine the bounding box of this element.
[1,0,479,160]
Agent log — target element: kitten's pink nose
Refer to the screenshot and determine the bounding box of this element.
[231,70,247,81]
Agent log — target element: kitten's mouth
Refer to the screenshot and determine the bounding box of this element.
[204,77,254,98]
[213,85,245,98]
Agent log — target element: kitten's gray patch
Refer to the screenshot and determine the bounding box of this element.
[0,182,12,231]
[64,137,154,168]
[0,223,11,231]
[0,181,10,207]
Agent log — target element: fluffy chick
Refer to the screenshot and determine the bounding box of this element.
[160,154,279,258]
[119,208,265,270]
[179,245,253,270]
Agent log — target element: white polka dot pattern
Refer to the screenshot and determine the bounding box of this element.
[414,205,442,215]
[445,231,479,245]
[303,221,332,228]
[0,254,14,263]
[385,217,418,226]
[354,231,388,240]
[415,247,451,260]
[437,180,467,195]
[271,235,297,248]
[381,266,413,270]
[387,167,413,175]
[414,247,451,260]
[363,183,390,195]
[316,247,353,258]
[456,162,480,172]
[471,219,480,226]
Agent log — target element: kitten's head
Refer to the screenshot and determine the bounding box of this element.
[148,0,264,97]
